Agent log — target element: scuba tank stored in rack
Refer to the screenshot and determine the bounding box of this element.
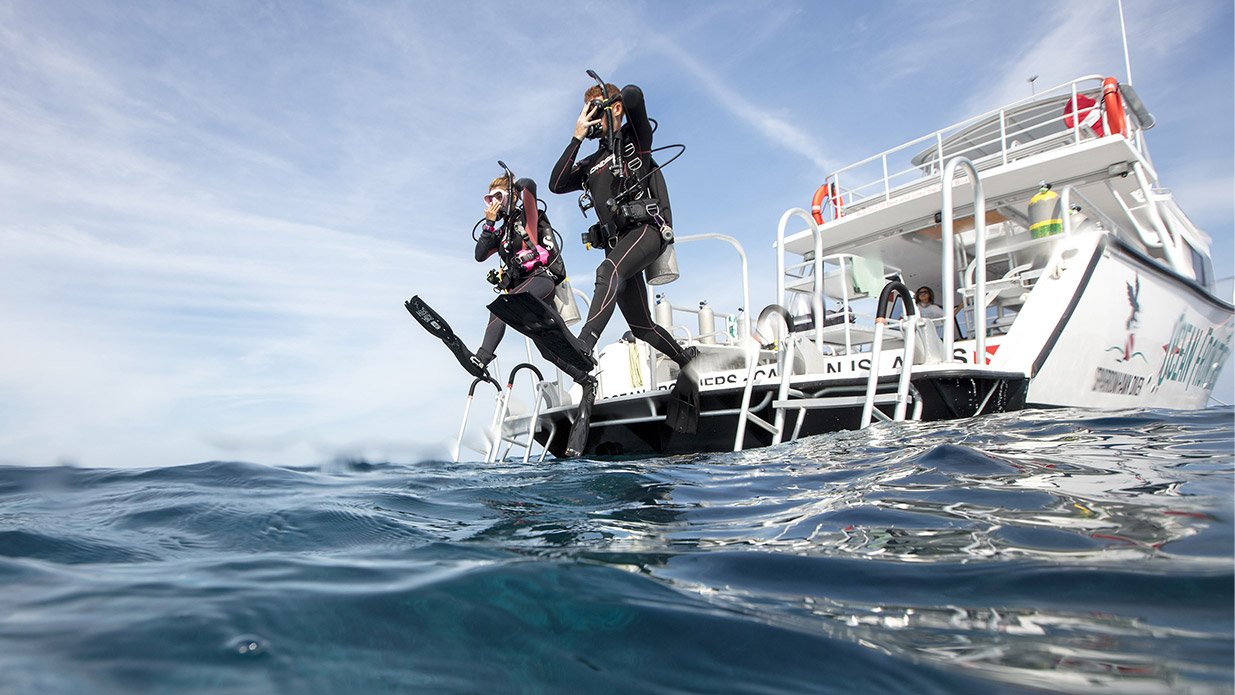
[1029,181,1063,239]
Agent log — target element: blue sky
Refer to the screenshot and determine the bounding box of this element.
[1,0,1231,468]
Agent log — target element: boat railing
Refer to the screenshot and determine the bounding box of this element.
[672,233,753,342]
[656,299,742,346]
[635,234,755,394]
[817,76,1147,223]
[1107,161,1189,275]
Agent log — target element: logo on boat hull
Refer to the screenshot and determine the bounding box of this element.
[1152,313,1232,393]
[1106,274,1146,363]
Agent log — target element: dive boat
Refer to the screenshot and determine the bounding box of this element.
[459,75,1233,461]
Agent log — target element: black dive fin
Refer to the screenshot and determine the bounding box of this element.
[564,379,597,458]
[665,369,700,435]
[487,292,596,374]
[405,296,489,379]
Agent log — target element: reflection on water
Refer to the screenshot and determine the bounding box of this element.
[481,408,1233,693]
[0,408,1229,693]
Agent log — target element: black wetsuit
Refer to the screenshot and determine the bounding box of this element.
[549,85,688,365]
[474,180,587,381]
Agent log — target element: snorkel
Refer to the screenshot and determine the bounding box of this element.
[585,69,623,181]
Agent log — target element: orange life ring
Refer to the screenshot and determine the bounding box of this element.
[1102,77,1126,137]
[810,183,829,224]
[810,182,843,225]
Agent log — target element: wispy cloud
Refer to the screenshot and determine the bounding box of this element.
[647,33,836,173]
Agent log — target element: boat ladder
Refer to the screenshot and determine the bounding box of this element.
[732,305,798,451]
[451,374,502,462]
[733,208,911,450]
[484,363,559,464]
[733,305,888,450]
[860,281,925,428]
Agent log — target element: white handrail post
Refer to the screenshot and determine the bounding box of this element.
[941,156,986,361]
[840,256,853,354]
[733,345,760,452]
[882,154,891,201]
[998,109,1008,165]
[894,316,917,421]
[770,337,796,446]
[1071,83,1081,145]
[860,320,886,428]
[772,209,822,348]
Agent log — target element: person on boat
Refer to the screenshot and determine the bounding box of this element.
[549,80,699,446]
[473,173,594,388]
[915,286,945,319]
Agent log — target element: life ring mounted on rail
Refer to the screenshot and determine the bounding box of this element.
[1063,77,1128,138]
[810,181,844,225]
[1102,76,1126,137]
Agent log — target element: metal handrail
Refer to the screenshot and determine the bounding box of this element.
[487,363,546,463]
[775,208,824,350]
[453,375,502,462]
[861,282,918,429]
[674,234,752,341]
[941,157,987,360]
[734,305,792,451]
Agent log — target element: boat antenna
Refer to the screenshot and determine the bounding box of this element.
[1027,75,1038,96]
[1117,0,1133,85]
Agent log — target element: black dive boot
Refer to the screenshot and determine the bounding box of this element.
[564,376,597,458]
[665,347,700,435]
[471,348,495,378]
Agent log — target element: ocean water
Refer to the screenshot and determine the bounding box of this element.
[0,408,1231,694]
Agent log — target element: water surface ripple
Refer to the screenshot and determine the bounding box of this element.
[1,407,1231,693]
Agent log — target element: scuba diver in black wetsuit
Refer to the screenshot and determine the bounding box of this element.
[472,172,595,387]
[549,79,699,448]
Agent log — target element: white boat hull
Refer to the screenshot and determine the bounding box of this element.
[991,234,1233,409]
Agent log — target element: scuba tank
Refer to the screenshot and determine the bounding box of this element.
[643,164,680,285]
[553,279,581,326]
[1028,181,1063,239]
[1067,204,1100,234]
[645,241,679,285]
[654,293,674,331]
[697,300,715,345]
